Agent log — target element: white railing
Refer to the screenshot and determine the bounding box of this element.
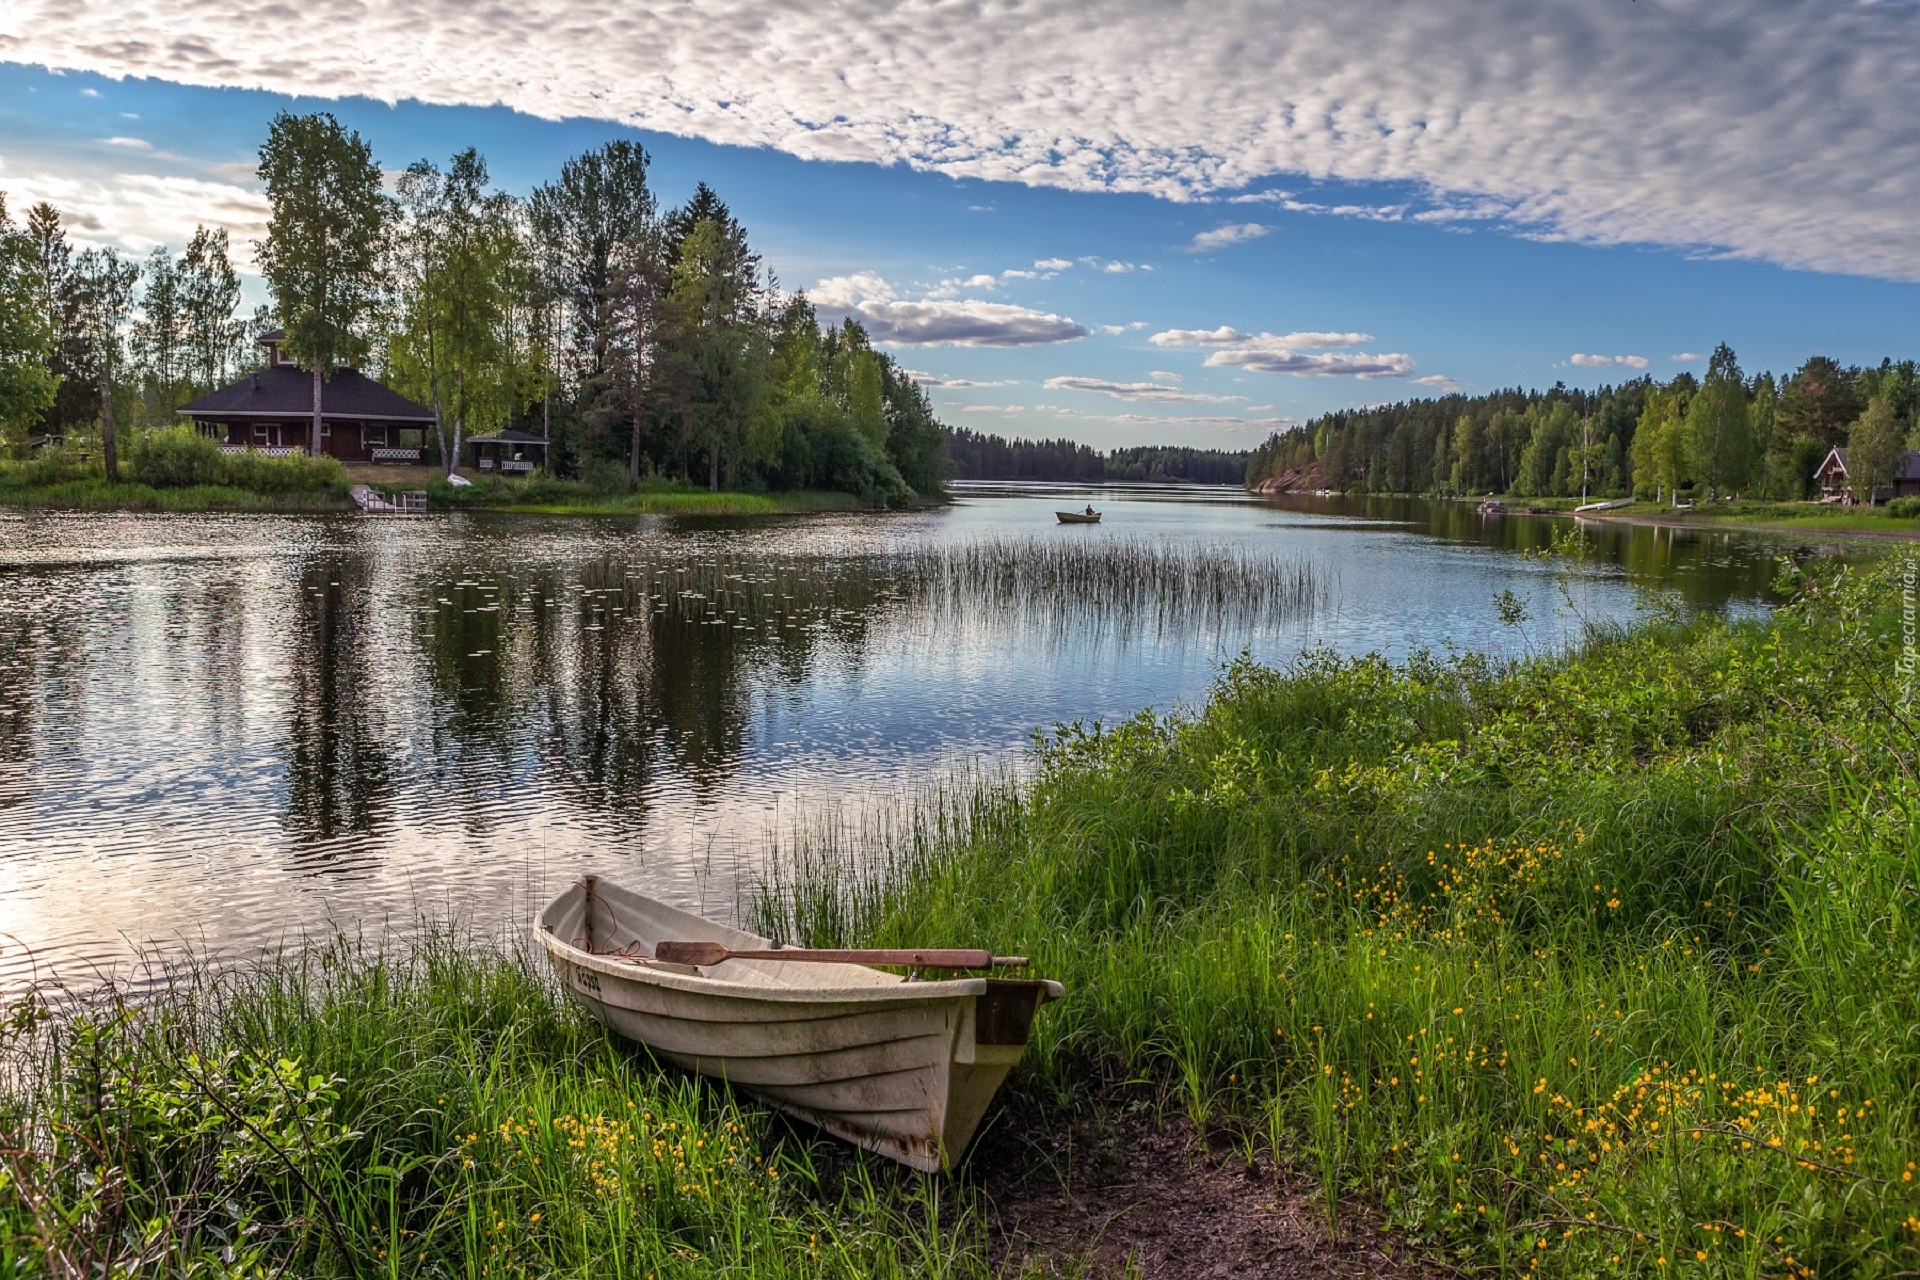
[220,445,299,457]
[370,447,423,464]
[501,459,535,473]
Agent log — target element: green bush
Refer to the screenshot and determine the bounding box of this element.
[1885,495,1920,518]
[214,447,345,493]
[123,428,344,493]
[129,426,221,487]
[18,443,98,486]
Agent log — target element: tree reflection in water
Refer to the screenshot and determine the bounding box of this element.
[0,497,1805,987]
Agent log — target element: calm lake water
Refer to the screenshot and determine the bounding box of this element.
[0,484,1801,987]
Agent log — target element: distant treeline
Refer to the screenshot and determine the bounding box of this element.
[1246,346,1920,501]
[945,427,1250,485]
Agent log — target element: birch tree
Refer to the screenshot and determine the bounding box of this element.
[71,247,140,481]
[180,227,246,392]
[256,112,390,458]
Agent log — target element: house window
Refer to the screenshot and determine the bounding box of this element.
[362,424,388,448]
[253,424,270,443]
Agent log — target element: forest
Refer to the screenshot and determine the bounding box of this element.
[944,426,1249,484]
[1249,345,1920,501]
[0,114,948,504]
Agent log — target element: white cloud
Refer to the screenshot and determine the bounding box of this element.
[1671,352,1704,363]
[1569,353,1649,369]
[1102,260,1136,273]
[8,0,1920,279]
[1042,375,1241,404]
[1149,370,1182,382]
[1148,325,1412,378]
[1150,327,1373,350]
[904,370,1013,388]
[960,403,1028,413]
[1107,413,1295,433]
[1034,258,1073,271]
[1411,374,1464,392]
[0,158,273,263]
[1207,348,1416,378]
[101,135,150,149]
[812,272,1088,347]
[1188,222,1269,252]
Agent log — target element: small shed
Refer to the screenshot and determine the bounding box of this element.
[467,429,549,475]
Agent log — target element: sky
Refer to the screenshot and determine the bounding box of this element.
[2,0,1918,451]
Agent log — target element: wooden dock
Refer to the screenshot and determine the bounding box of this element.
[349,485,428,515]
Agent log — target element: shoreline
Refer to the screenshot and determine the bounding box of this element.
[1255,487,1920,541]
[0,476,910,518]
[1568,504,1920,541]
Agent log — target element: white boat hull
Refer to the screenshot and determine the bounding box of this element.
[536,877,1060,1172]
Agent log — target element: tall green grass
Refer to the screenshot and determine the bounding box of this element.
[0,933,1007,1279]
[752,553,1920,1277]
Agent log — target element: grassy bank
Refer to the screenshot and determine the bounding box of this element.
[0,474,353,512]
[0,933,991,1279]
[393,472,876,517]
[0,464,882,518]
[754,551,1920,1276]
[1572,499,1920,539]
[9,553,1916,1277]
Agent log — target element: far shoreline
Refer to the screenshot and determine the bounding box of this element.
[1252,486,1920,542]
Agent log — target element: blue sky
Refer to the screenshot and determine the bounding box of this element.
[3,0,1917,450]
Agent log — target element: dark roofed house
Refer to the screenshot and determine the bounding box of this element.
[177,330,438,465]
[1815,446,1920,503]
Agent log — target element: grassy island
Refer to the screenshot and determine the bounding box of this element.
[6,553,1918,1277]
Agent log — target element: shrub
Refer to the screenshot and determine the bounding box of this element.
[1885,495,1920,518]
[18,443,97,487]
[129,426,221,487]
[214,448,345,493]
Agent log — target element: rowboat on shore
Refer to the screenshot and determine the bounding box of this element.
[536,877,1062,1172]
[1056,509,1101,523]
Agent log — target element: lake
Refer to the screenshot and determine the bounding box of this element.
[0,484,1799,987]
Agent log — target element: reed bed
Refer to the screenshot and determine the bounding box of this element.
[751,552,1920,1277]
[532,535,1329,658]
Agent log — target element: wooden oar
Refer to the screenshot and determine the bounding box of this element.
[654,941,1027,969]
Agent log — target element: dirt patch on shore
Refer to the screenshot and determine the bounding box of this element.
[973,1107,1440,1279]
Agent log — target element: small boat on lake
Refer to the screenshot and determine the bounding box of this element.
[1056,508,1102,523]
[537,877,1062,1172]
